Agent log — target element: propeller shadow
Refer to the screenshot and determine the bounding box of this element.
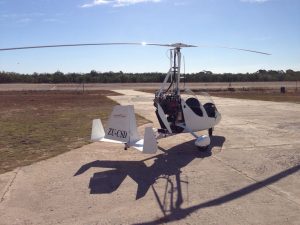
[134,163,300,225]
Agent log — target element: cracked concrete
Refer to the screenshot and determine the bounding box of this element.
[0,168,20,204]
[0,90,299,225]
[0,169,19,203]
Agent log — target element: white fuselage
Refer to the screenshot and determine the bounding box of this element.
[180,99,221,132]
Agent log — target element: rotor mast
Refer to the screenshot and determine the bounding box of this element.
[158,44,190,96]
[171,47,181,96]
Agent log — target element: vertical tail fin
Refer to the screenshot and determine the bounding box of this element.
[91,119,105,141]
[131,127,157,154]
[142,127,157,154]
[104,105,140,143]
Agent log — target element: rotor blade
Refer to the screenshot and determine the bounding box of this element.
[0,42,270,55]
[146,43,269,54]
[197,44,271,55]
[0,42,198,51]
[0,43,147,51]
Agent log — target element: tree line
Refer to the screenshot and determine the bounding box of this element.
[0,69,299,83]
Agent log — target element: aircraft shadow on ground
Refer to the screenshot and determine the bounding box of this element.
[74,136,225,212]
[74,136,300,224]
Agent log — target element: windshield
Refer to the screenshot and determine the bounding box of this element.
[181,88,215,106]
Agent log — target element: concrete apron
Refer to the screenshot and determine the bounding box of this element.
[0,90,299,225]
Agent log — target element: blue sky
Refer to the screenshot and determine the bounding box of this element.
[0,0,299,73]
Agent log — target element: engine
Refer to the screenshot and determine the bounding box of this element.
[154,92,184,133]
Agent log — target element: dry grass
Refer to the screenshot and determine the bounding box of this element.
[0,90,148,174]
[210,92,300,104]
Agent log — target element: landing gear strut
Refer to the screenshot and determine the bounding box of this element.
[208,128,213,137]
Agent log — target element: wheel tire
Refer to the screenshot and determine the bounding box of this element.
[208,128,213,136]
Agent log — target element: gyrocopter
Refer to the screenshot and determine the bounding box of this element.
[87,42,269,154]
[0,42,270,154]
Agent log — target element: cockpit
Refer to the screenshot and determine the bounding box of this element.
[154,88,219,134]
[180,89,218,118]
